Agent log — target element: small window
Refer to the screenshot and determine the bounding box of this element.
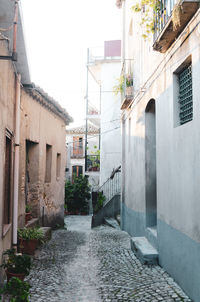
[45,144,52,183]
[178,64,193,125]
[56,153,61,178]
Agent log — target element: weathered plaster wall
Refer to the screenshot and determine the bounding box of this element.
[19,89,67,227]
[0,39,16,278]
[122,7,200,301]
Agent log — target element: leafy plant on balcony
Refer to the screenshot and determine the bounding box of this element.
[113,74,133,95]
[172,2,182,30]
[90,146,100,168]
[131,0,182,39]
[131,0,160,39]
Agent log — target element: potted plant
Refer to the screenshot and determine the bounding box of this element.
[25,205,32,224]
[0,248,31,282]
[113,74,133,95]
[18,227,44,255]
[0,277,31,302]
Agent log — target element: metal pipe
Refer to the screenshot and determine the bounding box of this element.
[85,48,89,172]
[13,73,21,247]
[12,0,19,61]
[123,0,126,98]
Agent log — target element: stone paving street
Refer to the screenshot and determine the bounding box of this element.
[27,216,192,302]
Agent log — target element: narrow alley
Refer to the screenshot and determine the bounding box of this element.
[27,216,191,302]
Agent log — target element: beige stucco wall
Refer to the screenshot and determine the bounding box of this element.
[19,89,67,227]
[0,39,16,276]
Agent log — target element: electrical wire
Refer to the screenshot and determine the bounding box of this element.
[66,126,121,146]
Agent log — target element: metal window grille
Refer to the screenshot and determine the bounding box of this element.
[179,64,193,125]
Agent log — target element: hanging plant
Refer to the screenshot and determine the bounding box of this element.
[113,74,133,95]
[172,2,182,30]
[131,0,182,39]
[131,0,160,39]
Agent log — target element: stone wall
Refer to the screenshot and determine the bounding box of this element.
[19,89,67,227]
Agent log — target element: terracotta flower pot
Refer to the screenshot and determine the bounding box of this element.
[19,239,38,255]
[6,270,25,283]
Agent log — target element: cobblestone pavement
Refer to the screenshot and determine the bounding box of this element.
[27,216,192,302]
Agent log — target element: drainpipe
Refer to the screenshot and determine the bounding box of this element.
[12,0,19,61]
[121,0,126,230]
[85,48,89,172]
[122,0,126,98]
[13,73,21,248]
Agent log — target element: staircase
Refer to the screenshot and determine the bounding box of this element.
[91,166,121,228]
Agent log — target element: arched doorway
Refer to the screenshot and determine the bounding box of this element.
[145,99,157,228]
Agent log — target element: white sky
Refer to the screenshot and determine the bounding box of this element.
[20,0,122,127]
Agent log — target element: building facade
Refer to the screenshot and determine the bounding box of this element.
[18,86,72,227]
[118,0,200,301]
[87,41,122,187]
[66,123,100,191]
[0,0,72,281]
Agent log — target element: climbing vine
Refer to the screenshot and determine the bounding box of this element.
[131,0,182,39]
[131,0,160,39]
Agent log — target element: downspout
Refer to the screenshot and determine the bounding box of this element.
[122,0,126,98]
[121,0,126,230]
[85,48,89,172]
[12,0,19,61]
[13,73,21,248]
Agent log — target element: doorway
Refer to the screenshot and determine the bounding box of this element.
[145,99,157,228]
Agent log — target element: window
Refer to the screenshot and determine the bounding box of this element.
[72,165,83,181]
[25,140,39,215]
[73,137,83,157]
[56,153,61,178]
[178,64,193,125]
[4,135,12,225]
[45,144,52,182]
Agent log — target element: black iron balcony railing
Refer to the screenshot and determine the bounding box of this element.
[153,0,199,52]
[154,0,176,41]
[71,147,83,158]
[87,155,100,172]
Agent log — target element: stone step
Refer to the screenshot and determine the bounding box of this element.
[130,236,158,265]
[116,214,121,226]
[39,227,52,241]
[146,226,158,250]
[25,218,39,228]
[104,217,121,230]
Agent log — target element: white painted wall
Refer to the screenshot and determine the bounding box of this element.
[100,61,122,186]
[121,4,200,300]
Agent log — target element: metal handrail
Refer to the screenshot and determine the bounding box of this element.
[97,166,121,205]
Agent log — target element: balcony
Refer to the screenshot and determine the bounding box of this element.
[153,0,199,53]
[87,155,100,172]
[120,86,134,110]
[71,147,84,159]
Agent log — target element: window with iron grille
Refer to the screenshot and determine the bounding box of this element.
[178,64,193,125]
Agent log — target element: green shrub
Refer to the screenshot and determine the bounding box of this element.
[0,248,31,275]
[0,277,31,302]
[94,192,106,214]
[18,227,44,242]
[65,175,91,213]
